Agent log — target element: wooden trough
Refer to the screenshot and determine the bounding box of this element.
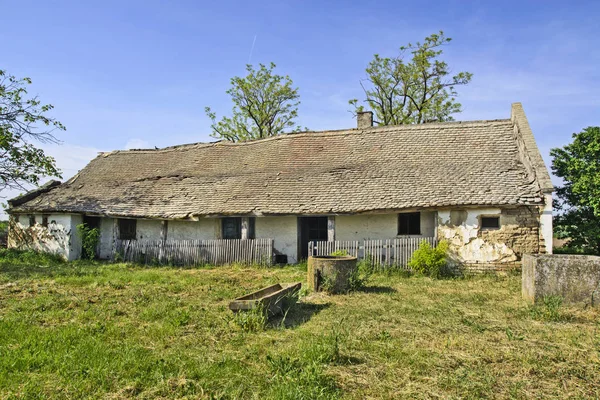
[229,282,302,317]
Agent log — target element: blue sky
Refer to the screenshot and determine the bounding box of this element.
[1,0,599,208]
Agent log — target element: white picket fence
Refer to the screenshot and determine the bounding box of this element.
[114,238,274,266]
[308,237,437,269]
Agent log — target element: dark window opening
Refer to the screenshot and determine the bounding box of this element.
[222,217,241,239]
[481,216,500,230]
[398,212,420,235]
[118,219,137,240]
[42,215,49,227]
[248,217,256,239]
[28,215,35,227]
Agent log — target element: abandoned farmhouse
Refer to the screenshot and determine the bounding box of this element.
[7,103,553,271]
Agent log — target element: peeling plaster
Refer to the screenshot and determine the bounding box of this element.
[9,214,76,260]
[438,208,518,264]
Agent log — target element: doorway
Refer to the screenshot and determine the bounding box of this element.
[298,216,328,259]
[82,215,101,258]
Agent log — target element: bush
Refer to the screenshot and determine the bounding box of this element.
[0,220,8,248]
[347,258,373,291]
[408,240,449,278]
[329,249,348,257]
[76,223,100,260]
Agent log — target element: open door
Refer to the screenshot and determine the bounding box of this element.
[82,215,101,259]
[298,216,328,260]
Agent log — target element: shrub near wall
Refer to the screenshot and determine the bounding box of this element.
[408,240,450,278]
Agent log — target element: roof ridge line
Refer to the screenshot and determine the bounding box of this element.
[102,118,513,155]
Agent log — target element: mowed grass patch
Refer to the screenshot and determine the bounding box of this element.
[0,252,599,399]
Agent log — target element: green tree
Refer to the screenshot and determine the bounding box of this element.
[551,126,600,255]
[205,63,302,142]
[349,31,473,125]
[0,69,64,192]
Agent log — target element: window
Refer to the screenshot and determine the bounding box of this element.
[222,217,241,239]
[398,212,420,235]
[28,215,35,227]
[118,219,137,240]
[42,215,49,228]
[481,216,500,230]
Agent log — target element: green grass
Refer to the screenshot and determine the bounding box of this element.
[1,251,599,399]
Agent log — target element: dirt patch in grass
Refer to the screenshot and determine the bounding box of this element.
[1,258,599,398]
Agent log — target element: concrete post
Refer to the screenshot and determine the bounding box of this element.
[241,217,249,240]
[327,216,335,242]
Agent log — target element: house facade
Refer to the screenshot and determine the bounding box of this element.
[8,103,553,271]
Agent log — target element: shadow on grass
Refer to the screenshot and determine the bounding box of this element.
[270,301,331,328]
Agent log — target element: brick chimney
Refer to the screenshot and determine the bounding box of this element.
[357,111,373,129]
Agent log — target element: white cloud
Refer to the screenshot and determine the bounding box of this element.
[124,138,151,150]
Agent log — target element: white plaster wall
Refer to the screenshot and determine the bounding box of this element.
[135,219,163,241]
[335,212,436,241]
[255,216,299,263]
[69,214,83,260]
[540,193,553,254]
[9,213,80,260]
[437,208,517,264]
[98,218,115,259]
[168,219,219,240]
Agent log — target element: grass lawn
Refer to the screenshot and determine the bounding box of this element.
[1,251,599,399]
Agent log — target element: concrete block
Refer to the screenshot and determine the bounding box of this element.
[522,254,600,307]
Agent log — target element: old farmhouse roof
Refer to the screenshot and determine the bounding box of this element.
[9,103,553,219]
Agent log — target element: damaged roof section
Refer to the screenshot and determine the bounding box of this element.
[8,104,551,219]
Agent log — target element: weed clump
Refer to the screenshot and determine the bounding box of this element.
[231,304,267,332]
[529,295,573,322]
[408,240,450,278]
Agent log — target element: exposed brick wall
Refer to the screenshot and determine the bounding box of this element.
[478,206,541,259]
[439,206,544,273]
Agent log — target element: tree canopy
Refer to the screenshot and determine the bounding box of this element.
[349,31,473,125]
[0,70,64,192]
[205,63,302,142]
[551,126,600,255]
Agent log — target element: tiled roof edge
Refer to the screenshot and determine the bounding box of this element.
[7,180,62,209]
[511,103,554,192]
